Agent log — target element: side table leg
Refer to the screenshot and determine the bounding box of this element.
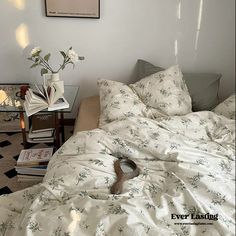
[60,112,65,143]
[20,112,27,149]
[55,112,60,149]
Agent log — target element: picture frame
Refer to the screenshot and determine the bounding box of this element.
[45,0,100,19]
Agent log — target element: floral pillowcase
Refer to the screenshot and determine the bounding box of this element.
[130,65,192,116]
[97,79,150,126]
[98,65,192,127]
[212,94,235,120]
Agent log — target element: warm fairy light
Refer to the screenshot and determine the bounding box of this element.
[0,90,8,104]
[8,0,25,10]
[0,90,21,107]
[15,100,21,107]
[15,23,30,49]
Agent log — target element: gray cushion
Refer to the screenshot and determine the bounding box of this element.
[137,59,222,111]
[137,59,163,80]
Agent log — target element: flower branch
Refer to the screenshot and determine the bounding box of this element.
[28,47,84,76]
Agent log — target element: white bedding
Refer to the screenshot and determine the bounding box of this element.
[0,111,235,236]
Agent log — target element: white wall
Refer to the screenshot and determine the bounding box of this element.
[0,0,235,117]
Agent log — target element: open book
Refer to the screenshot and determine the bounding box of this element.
[24,84,69,117]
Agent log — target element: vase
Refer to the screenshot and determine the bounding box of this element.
[43,73,64,93]
[51,73,60,82]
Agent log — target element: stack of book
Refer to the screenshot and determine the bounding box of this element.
[15,148,53,183]
[27,114,55,143]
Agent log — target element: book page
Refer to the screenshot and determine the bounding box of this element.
[48,96,69,111]
[49,84,63,105]
[24,101,48,117]
[34,84,47,100]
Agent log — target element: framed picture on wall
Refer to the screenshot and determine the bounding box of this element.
[45,0,100,18]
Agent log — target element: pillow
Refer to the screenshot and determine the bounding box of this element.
[131,65,192,116]
[137,59,163,80]
[212,94,235,120]
[97,79,149,127]
[98,65,192,126]
[136,59,222,111]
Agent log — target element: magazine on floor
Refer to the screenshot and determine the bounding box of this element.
[16,148,53,166]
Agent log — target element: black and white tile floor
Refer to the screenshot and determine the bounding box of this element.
[0,127,73,195]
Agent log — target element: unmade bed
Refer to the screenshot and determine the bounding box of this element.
[0,63,235,236]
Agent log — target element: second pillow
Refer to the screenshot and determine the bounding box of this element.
[130,65,192,116]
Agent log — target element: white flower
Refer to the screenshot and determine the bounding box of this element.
[67,49,79,64]
[30,47,41,57]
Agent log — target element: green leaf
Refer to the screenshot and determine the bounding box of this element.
[35,51,41,56]
[41,68,48,76]
[78,56,85,60]
[27,57,32,60]
[30,63,38,69]
[60,51,66,58]
[44,53,51,62]
[69,46,72,50]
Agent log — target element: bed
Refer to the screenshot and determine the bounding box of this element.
[0,63,235,236]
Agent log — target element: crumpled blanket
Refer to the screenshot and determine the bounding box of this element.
[0,111,235,236]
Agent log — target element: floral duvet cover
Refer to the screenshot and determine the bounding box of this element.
[0,111,235,236]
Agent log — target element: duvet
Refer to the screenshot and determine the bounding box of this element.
[0,111,235,236]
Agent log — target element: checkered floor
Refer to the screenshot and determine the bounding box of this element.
[0,127,73,195]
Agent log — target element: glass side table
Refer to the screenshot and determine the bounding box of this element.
[0,84,79,149]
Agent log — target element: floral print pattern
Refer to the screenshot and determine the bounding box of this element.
[0,110,234,235]
[212,94,235,120]
[97,79,149,127]
[131,65,192,116]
